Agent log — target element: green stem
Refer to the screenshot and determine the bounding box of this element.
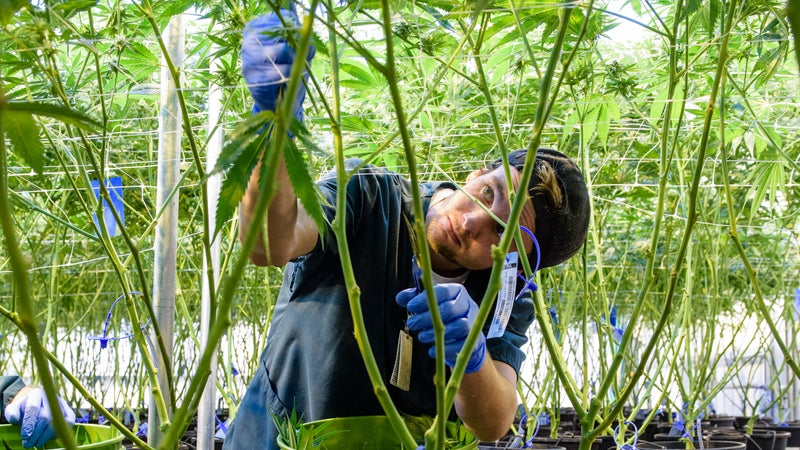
[521,5,586,421]
[161,5,323,449]
[724,75,800,173]
[592,0,742,440]
[582,0,678,440]
[374,1,447,448]
[508,0,542,78]
[33,36,171,429]
[135,1,222,414]
[722,176,800,379]
[0,89,78,450]
[0,303,152,449]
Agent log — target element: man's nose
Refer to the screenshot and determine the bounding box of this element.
[462,209,492,237]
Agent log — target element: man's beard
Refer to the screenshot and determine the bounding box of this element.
[427,227,469,271]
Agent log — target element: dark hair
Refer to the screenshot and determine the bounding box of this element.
[491,149,590,268]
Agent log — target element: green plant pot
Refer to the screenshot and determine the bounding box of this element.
[276,415,478,449]
[0,424,124,450]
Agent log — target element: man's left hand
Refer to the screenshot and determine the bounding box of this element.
[4,387,76,448]
[396,283,486,374]
[241,8,315,125]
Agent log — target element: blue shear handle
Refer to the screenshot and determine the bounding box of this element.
[411,255,423,294]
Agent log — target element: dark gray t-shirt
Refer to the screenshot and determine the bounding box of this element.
[223,160,534,450]
[1,375,25,423]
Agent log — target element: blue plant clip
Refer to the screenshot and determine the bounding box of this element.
[515,226,541,296]
[88,292,150,349]
[610,305,624,342]
[614,420,639,450]
[525,413,541,447]
[794,288,800,321]
[216,415,228,433]
[91,176,125,238]
[506,414,529,448]
[538,411,551,426]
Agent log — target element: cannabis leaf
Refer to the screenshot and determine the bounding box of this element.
[284,132,330,248]
[1,101,99,174]
[212,111,273,237]
[212,112,329,246]
[2,111,45,174]
[785,0,800,74]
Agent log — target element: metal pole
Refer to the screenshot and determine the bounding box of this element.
[788,291,799,422]
[149,13,183,447]
[197,46,223,450]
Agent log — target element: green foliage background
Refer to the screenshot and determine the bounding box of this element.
[1,0,799,443]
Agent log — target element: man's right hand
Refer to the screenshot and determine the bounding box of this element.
[396,284,487,374]
[4,387,76,449]
[241,8,315,125]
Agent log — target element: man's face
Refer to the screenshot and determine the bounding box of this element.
[425,165,536,275]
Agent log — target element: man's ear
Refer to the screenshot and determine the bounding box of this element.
[466,167,490,183]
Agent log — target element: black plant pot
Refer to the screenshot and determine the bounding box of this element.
[735,417,773,432]
[539,426,564,437]
[735,417,752,431]
[651,440,746,450]
[708,416,738,430]
[532,433,600,450]
[612,419,659,443]
[653,433,686,441]
[609,441,674,450]
[745,430,791,450]
[596,435,619,450]
[655,423,673,438]
[479,441,567,450]
[634,421,660,442]
[559,408,579,432]
[707,429,748,444]
[754,424,800,447]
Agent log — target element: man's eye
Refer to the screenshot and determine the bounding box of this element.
[495,221,505,236]
[481,185,494,204]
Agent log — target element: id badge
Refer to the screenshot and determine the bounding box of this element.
[390,329,413,391]
[488,252,518,339]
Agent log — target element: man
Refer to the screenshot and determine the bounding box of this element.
[224,7,590,449]
[1,375,76,448]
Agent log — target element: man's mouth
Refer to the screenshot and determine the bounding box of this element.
[445,216,461,247]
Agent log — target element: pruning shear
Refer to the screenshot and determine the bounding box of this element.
[391,214,423,391]
[404,213,424,295]
[411,255,423,294]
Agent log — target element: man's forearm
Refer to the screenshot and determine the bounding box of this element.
[239,154,317,267]
[455,358,518,442]
[240,156,295,266]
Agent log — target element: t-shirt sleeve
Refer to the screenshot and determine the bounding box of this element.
[1,375,25,423]
[485,291,535,375]
[301,159,401,260]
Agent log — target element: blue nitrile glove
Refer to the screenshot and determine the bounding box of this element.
[241,8,315,129]
[396,283,487,374]
[4,387,76,448]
